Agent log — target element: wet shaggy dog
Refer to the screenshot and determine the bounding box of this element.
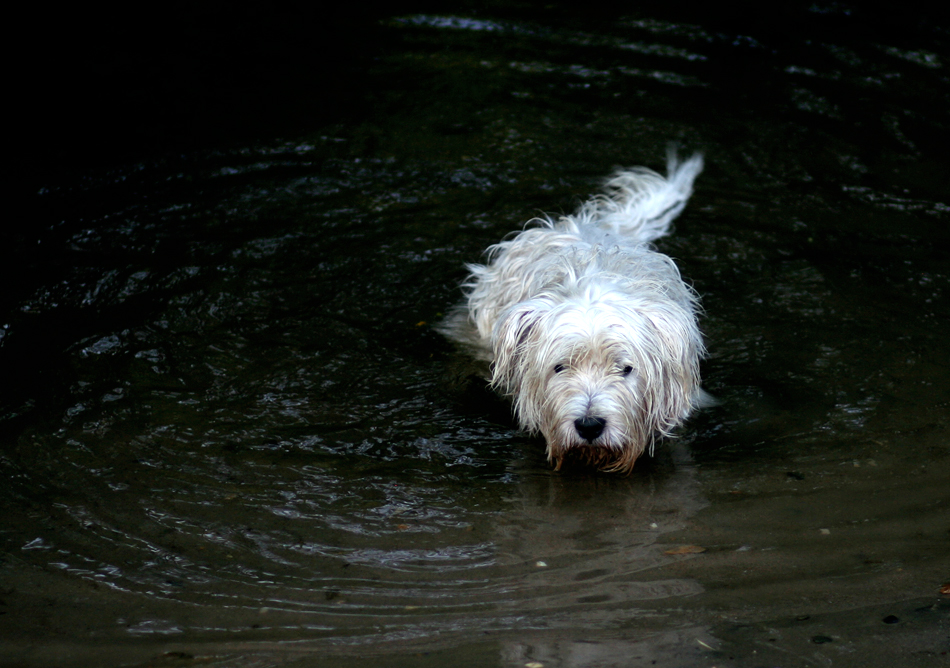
[441,153,707,473]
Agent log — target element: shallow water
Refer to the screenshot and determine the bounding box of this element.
[4,4,949,667]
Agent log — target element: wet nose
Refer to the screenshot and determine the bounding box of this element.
[574,416,606,442]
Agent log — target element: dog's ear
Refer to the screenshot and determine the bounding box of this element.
[489,298,551,395]
[637,304,704,436]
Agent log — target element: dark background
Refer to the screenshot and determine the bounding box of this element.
[18,2,948,186]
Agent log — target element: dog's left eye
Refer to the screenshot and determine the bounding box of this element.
[554,364,566,374]
[621,365,633,376]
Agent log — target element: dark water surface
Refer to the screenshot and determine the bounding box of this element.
[4,4,949,667]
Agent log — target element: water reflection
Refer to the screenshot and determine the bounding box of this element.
[9,391,708,643]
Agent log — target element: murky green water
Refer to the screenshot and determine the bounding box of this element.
[4,4,948,667]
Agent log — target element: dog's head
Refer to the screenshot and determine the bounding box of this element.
[490,287,703,473]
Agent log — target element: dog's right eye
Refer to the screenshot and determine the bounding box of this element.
[553,364,566,374]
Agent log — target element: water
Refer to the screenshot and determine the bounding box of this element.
[4,4,949,667]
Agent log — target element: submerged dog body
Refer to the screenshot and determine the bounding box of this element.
[443,153,705,472]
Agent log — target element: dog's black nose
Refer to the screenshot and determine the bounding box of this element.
[574,416,606,442]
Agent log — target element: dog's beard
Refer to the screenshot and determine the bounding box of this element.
[538,376,650,473]
[523,359,656,473]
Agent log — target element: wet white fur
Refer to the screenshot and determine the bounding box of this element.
[442,153,706,472]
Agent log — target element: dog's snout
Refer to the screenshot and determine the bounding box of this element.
[574,416,607,442]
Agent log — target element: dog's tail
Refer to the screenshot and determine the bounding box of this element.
[576,150,703,244]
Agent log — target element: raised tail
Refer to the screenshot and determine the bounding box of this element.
[574,150,703,244]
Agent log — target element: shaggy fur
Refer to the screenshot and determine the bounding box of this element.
[442,152,706,473]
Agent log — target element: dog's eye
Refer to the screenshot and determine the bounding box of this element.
[622,365,633,376]
[553,364,566,374]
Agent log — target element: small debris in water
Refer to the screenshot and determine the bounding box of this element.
[882,615,900,624]
[664,545,706,555]
[811,635,833,644]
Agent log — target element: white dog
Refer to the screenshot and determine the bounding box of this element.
[442,152,706,473]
